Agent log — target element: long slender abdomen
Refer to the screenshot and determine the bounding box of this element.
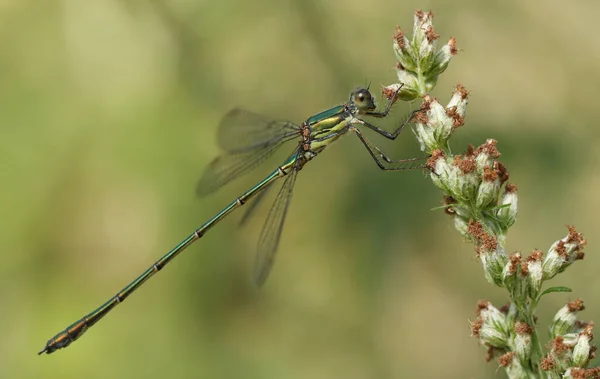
[38,160,296,355]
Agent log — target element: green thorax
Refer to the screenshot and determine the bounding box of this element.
[306,104,354,135]
[305,104,355,153]
[305,105,346,126]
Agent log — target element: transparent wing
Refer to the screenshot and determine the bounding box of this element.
[253,161,299,287]
[197,109,299,196]
[217,108,299,153]
[239,181,274,226]
[196,133,297,196]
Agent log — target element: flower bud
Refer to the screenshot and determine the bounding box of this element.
[481,248,508,287]
[388,10,457,100]
[549,336,573,372]
[497,183,518,228]
[392,27,414,71]
[474,139,500,176]
[511,322,533,363]
[451,154,479,202]
[542,226,586,280]
[525,249,543,299]
[472,301,510,348]
[468,220,507,286]
[425,37,458,78]
[388,72,420,102]
[453,216,469,237]
[498,352,527,379]
[428,98,454,143]
[550,299,585,338]
[572,324,594,367]
[563,368,600,379]
[454,208,470,220]
[445,83,468,121]
[501,252,521,290]
[540,355,559,378]
[413,121,436,154]
[412,10,436,62]
[426,150,451,191]
[409,89,470,154]
[475,166,501,209]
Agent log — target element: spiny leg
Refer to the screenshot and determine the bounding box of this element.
[363,85,404,119]
[354,107,423,140]
[350,127,429,171]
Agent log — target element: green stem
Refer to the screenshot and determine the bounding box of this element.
[528,297,545,379]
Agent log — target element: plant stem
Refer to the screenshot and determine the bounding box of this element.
[528,296,545,379]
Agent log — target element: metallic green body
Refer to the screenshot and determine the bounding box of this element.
[39,85,409,355]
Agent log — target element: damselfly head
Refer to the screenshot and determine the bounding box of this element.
[350,88,377,112]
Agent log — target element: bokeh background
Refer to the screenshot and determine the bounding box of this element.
[2,0,599,378]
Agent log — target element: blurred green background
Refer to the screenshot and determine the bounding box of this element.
[2,0,599,378]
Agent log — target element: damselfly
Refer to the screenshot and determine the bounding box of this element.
[39,86,424,355]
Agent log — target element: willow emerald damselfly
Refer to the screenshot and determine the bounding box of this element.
[39,85,425,355]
